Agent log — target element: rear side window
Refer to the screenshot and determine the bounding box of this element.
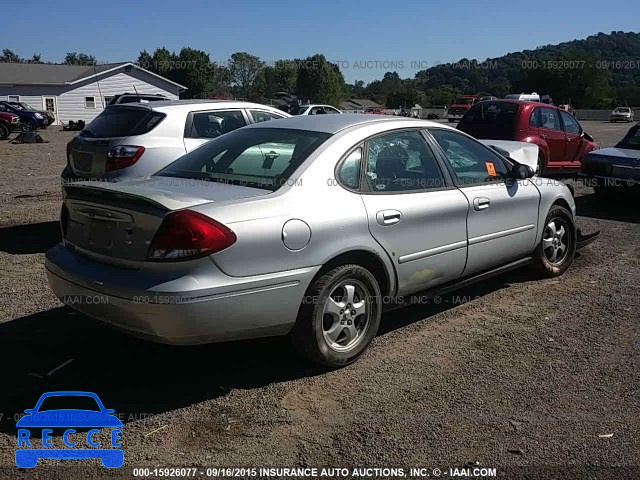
[250,110,285,123]
[187,110,246,139]
[337,148,362,190]
[81,108,166,138]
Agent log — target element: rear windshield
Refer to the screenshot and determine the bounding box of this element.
[80,107,165,138]
[156,128,331,191]
[458,101,519,138]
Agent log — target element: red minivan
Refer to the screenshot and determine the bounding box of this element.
[458,100,598,174]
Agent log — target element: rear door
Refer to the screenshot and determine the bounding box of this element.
[358,129,469,296]
[183,109,248,151]
[429,128,540,276]
[537,107,567,170]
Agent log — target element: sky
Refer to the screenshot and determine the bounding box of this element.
[1,0,637,83]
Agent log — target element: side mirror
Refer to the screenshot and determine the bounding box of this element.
[510,164,534,179]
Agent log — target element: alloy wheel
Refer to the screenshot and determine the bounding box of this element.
[542,217,570,265]
[322,279,371,352]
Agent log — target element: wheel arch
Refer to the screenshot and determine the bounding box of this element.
[313,249,394,298]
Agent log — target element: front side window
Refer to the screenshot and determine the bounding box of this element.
[560,111,580,134]
[157,128,330,191]
[430,129,508,185]
[365,130,445,192]
[249,110,284,123]
[188,110,246,139]
[84,96,95,108]
[539,107,561,131]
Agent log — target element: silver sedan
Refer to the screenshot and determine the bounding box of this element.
[46,115,581,367]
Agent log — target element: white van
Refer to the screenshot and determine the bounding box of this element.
[504,92,541,102]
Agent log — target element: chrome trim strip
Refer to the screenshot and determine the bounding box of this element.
[469,224,536,246]
[398,240,467,264]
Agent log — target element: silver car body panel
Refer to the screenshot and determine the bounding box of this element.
[47,115,577,345]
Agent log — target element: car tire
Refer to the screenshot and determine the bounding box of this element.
[289,264,382,368]
[0,123,9,140]
[531,205,576,278]
[22,119,36,132]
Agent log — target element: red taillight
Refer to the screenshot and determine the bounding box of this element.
[147,210,237,262]
[105,145,145,172]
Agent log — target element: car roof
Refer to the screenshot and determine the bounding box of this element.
[243,113,451,134]
[111,99,287,114]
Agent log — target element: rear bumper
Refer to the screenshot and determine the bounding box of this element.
[45,244,320,345]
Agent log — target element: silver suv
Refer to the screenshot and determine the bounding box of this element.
[62,100,290,182]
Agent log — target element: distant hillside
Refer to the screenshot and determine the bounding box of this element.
[413,31,640,108]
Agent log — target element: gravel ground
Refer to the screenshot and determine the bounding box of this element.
[0,122,638,479]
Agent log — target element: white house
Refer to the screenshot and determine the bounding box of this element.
[0,62,186,125]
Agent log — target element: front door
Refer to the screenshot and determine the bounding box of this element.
[559,109,583,169]
[428,128,540,276]
[42,97,57,125]
[358,129,469,296]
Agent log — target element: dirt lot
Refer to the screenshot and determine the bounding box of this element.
[0,122,638,479]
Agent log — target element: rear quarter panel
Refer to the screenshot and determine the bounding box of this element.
[192,125,401,295]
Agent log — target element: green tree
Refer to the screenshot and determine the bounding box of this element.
[64,52,96,65]
[228,52,264,100]
[1,49,21,63]
[295,54,346,106]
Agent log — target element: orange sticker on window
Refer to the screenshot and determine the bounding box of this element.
[485,162,497,176]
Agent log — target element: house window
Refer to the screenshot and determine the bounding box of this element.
[85,96,96,108]
[8,95,20,102]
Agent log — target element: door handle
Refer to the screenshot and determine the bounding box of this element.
[540,133,547,139]
[473,197,491,211]
[376,210,402,226]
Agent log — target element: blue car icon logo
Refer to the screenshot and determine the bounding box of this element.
[16,391,123,468]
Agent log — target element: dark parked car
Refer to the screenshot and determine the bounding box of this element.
[0,111,20,139]
[579,123,640,197]
[0,101,49,131]
[458,100,598,175]
[107,93,168,105]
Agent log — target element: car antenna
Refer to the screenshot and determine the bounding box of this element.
[132,84,142,102]
[93,63,105,108]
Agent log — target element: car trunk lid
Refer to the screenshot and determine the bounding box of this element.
[68,105,160,176]
[62,179,270,266]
